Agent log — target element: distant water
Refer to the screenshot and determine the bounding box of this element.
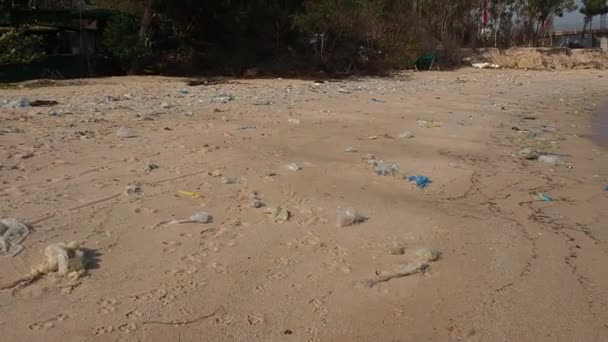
[592,102,608,147]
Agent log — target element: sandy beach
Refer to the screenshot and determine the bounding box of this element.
[0,69,607,341]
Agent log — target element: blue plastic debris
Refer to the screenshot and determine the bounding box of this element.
[178,88,190,95]
[408,175,431,188]
[536,193,552,202]
[1,99,29,108]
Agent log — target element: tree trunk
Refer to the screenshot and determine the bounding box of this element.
[129,0,154,74]
[581,16,589,41]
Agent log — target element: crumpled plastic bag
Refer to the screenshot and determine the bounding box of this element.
[0,241,88,290]
[336,207,366,227]
[41,242,86,277]
[0,218,30,256]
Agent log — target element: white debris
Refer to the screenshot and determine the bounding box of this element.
[285,163,302,171]
[0,218,30,256]
[116,126,137,138]
[398,132,415,139]
[472,62,500,69]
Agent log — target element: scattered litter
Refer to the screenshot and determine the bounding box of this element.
[249,192,264,208]
[362,154,376,165]
[0,99,29,108]
[212,93,234,103]
[160,102,171,109]
[285,163,302,171]
[264,207,290,223]
[170,212,212,225]
[29,100,59,107]
[417,120,442,128]
[368,135,378,140]
[0,127,24,134]
[336,207,366,227]
[116,126,137,139]
[472,62,500,69]
[518,148,538,160]
[0,241,87,290]
[357,261,428,288]
[144,162,159,172]
[124,183,143,195]
[287,118,301,124]
[221,176,236,185]
[237,125,256,131]
[604,185,608,191]
[254,100,272,105]
[0,218,30,256]
[536,193,553,202]
[209,169,223,177]
[408,175,431,189]
[374,161,399,176]
[176,190,202,199]
[344,146,358,153]
[538,155,561,164]
[398,132,415,139]
[43,242,87,276]
[415,247,440,262]
[358,247,440,288]
[178,88,190,95]
[187,78,226,86]
[371,98,386,103]
[338,88,351,94]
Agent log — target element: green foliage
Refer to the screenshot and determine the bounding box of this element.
[5,0,584,73]
[0,28,45,66]
[102,12,144,70]
[580,0,608,18]
[293,0,418,70]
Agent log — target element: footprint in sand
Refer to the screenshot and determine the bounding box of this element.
[171,279,204,293]
[28,314,68,330]
[208,262,228,274]
[273,257,299,267]
[180,253,203,264]
[309,298,328,316]
[247,313,264,326]
[126,310,143,319]
[166,266,199,277]
[321,259,352,274]
[254,284,269,293]
[130,288,168,303]
[162,240,182,253]
[96,297,118,314]
[200,228,218,240]
[214,314,234,326]
[118,322,137,334]
[93,325,114,335]
[265,272,286,280]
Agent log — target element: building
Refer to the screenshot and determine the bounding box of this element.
[0,1,116,81]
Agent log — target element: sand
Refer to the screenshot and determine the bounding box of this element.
[0,69,607,341]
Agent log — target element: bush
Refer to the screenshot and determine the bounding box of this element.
[0,27,45,66]
[102,12,144,71]
[293,0,419,72]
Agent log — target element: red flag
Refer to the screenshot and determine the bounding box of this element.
[482,0,489,26]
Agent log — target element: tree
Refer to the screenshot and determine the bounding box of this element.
[515,0,577,45]
[0,28,45,66]
[580,0,608,39]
